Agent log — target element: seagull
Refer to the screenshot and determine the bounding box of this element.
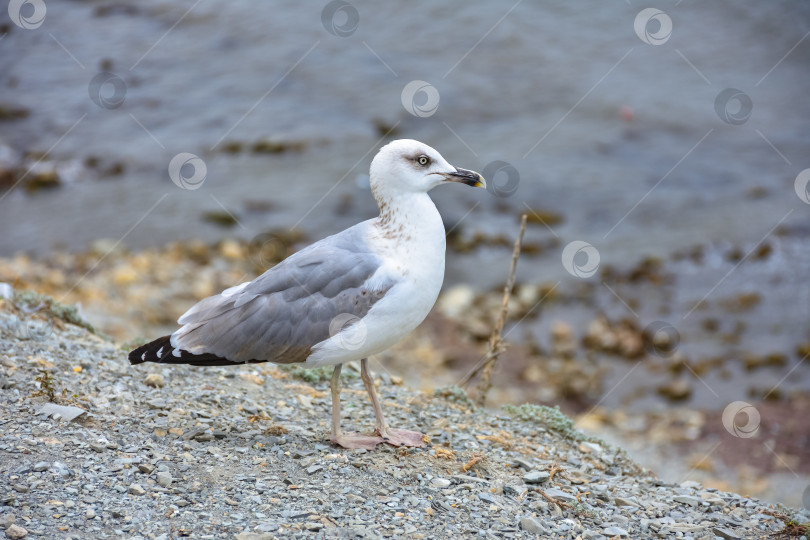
[129,139,486,450]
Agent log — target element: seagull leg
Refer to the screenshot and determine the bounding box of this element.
[361,358,426,448]
[329,363,383,450]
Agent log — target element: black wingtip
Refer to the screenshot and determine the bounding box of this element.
[129,335,172,365]
[129,335,248,367]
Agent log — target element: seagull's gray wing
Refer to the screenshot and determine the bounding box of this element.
[172,223,394,364]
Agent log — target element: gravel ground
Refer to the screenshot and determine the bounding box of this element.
[1,293,807,540]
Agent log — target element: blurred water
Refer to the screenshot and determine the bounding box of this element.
[1,1,809,409]
[2,1,808,258]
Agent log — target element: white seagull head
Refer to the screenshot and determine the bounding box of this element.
[369,139,486,197]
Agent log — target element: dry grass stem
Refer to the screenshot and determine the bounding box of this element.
[471,214,528,406]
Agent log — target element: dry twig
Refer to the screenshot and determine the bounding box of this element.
[461,452,485,473]
[535,488,572,509]
[548,462,567,481]
[434,447,456,460]
[463,214,527,406]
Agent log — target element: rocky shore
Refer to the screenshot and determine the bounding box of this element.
[2,236,807,510]
[1,291,807,539]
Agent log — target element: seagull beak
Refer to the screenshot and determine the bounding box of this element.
[438,167,487,189]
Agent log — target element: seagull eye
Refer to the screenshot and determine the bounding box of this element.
[417,155,430,166]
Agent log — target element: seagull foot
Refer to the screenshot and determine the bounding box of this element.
[378,428,427,448]
[330,432,384,451]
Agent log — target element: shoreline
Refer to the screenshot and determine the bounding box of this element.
[1,293,807,538]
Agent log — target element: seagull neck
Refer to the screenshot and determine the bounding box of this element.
[375,191,442,237]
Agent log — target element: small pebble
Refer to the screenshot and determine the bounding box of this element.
[523,470,550,484]
[602,526,628,537]
[673,495,700,507]
[544,488,578,504]
[156,471,172,487]
[713,527,744,540]
[128,484,146,496]
[144,373,165,387]
[520,517,546,534]
[478,492,498,505]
